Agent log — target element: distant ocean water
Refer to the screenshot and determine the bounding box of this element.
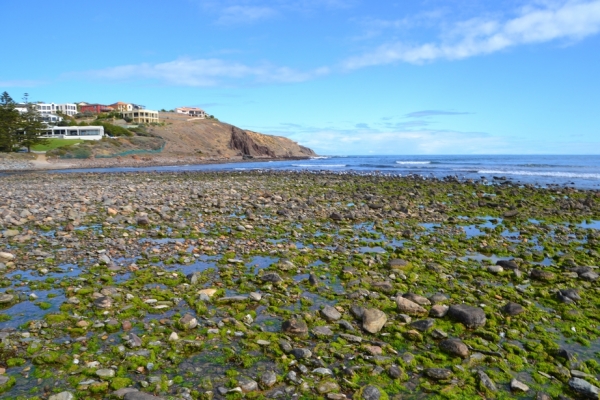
[55,155,600,189]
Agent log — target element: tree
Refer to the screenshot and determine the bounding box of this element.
[0,92,21,152]
[19,103,48,152]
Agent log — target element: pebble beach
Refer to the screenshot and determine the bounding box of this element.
[1,170,599,399]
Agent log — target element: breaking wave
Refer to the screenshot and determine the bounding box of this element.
[478,170,600,179]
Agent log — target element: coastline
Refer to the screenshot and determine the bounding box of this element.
[0,153,314,173]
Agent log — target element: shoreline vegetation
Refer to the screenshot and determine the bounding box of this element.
[0,170,599,399]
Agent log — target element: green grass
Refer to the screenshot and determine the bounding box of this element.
[31,139,84,151]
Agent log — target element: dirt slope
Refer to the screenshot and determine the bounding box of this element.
[147,112,315,159]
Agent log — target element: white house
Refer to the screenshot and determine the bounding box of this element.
[41,126,104,140]
[175,107,207,118]
[35,103,78,117]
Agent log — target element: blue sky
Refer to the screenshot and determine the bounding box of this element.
[2,0,600,155]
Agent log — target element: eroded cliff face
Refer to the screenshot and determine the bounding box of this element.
[148,113,316,159]
[229,126,276,158]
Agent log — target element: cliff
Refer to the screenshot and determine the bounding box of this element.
[146,112,315,159]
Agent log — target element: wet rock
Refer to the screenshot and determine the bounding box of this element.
[425,368,452,380]
[313,326,334,337]
[330,212,343,221]
[395,296,427,316]
[580,271,599,281]
[338,319,355,331]
[388,259,409,270]
[410,319,434,332]
[350,305,365,319]
[321,305,342,321]
[308,273,319,286]
[178,314,198,330]
[530,269,556,281]
[123,392,165,400]
[291,348,312,359]
[497,260,518,270]
[314,367,334,376]
[557,288,581,303]
[439,339,469,358]
[126,333,143,348]
[282,318,309,335]
[511,378,530,392]
[477,370,497,392]
[48,392,75,400]
[358,385,383,400]
[389,365,403,379]
[568,377,599,399]
[0,294,14,304]
[261,272,283,283]
[362,308,387,334]
[430,305,449,318]
[340,333,362,343]
[93,296,112,309]
[260,370,277,388]
[447,304,486,328]
[136,215,150,226]
[502,302,525,316]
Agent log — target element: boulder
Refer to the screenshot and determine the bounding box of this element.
[447,304,486,328]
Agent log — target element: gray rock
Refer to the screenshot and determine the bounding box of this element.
[317,380,340,394]
[510,378,530,392]
[502,302,525,316]
[569,377,599,399]
[260,370,277,388]
[557,288,581,303]
[313,367,334,376]
[93,296,112,309]
[389,365,403,379]
[350,305,365,319]
[429,293,449,304]
[279,339,293,353]
[496,260,518,270]
[313,326,334,337]
[395,296,427,316]
[48,392,75,400]
[321,305,342,321]
[126,333,142,348]
[239,376,258,392]
[388,259,409,270]
[530,269,556,281]
[123,392,165,400]
[178,314,198,330]
[362,308,387,333]
[96,368,115,379]
[360,385,383,400]
[477,370,497,392]
[448,304,487,328]
[338,319,355,331]
[261,272,283,283]
[339,333,362,343]
[403,292,431,306]
[0,376,9,386]
[282,318,309,335]
[112,388,139,399]
[430,304,449,318]
[0,293,14,304]
[425,368,453,380]
[410,319,434,332]
[439,339,469,359]
[291,348,312,359]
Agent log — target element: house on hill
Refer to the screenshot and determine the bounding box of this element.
[175,107,207,118]
[110,102,133,112]
[79,104,114,114]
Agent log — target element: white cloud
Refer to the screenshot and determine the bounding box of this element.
[0,80,44,88]
[344,0,600,68]
[216,5,277,24]
[80,58,330,87]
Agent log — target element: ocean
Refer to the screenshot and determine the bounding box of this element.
[54,155,600,189]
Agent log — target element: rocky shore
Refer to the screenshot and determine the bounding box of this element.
[0,171,599,399]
